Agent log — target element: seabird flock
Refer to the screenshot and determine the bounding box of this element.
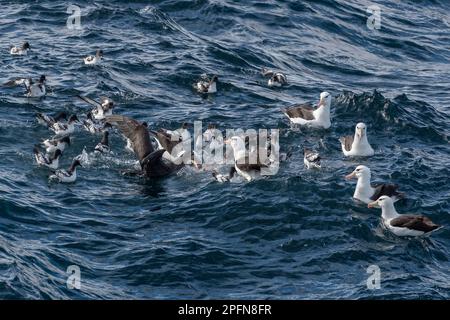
[4,42,442,238]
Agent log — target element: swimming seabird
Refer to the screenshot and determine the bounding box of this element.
[10,42,30,55]
[82,112,112,134]
[94,131,111,154]
[34,147,62,170]
[36,111,68,127]
[49,159,82,183]
[304,148,321,169]
[282,91,332,129]
[41,136,71,154]
[345,165,404,204]
[339,122,374,157]
[261,68,287,87]
[84,50,103,65]
[106,115,183,178]
[368,196,441,237]
[74,147,89,166]
[77,95,114,120]
[225,135,269,182]
[4,75,47,98]
[195,75,218,93]
[50,114,79,137]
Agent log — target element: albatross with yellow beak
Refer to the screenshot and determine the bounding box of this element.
[368,196,441,237]
[345,165,404,204]
[281,91,332,129]
[339,122,374,157]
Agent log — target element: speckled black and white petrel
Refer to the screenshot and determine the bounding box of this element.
[36,111,68,127]
[77,95,114,120]
[50,114,79,137]
[261,68,287,87]
[34,146,62,170]
[94,131,111,154]
[303,148,321,169]
[195,75,218,93]
[4,75,46,97]
[10,42,30,55]
[84,50,103,65]
[41,136,71,154]
[49,159,82,183]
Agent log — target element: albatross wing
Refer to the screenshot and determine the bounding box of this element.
[339,135,354,152]
[282,103,315,121]
[106,115,153,164]
[390,215,441,233]
[370,184,404,201]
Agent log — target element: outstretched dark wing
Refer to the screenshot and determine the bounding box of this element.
[282,103,315,120]
[370,184,404,201]
[390,215,440,233]
[106,115,153,163]
[339,135,354,152]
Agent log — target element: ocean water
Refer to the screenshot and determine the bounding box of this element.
[0,0,449,299]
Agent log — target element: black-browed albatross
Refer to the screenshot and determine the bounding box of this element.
[106,115,182,178]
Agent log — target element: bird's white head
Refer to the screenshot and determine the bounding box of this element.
[355,122,367,140]
[345,165,370,180]
[319,91,331,108]
[368,195,393,209]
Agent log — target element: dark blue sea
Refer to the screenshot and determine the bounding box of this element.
[0,0,449,299]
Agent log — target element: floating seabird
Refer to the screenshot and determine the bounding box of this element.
[42,136,71,154]
[195,75,218,93]
[82,112,112,134]
[339,122,374,157]
[50,114,79,137]
[4,75,47,97]
[225,135,269,182]
[368,196,441,237]
[34,147,62,170]
[304,148,321,169]
[36,111,68,127]
[106,115,183,178]
[345,165,404,204]
[261,68,287,87]
[282,91,332,129]
[74,147,89,166]
[49,159,82,183]
[84,50,103,65]
[94,131,111,154]
[77,95,114,120]
[10,42,30,55]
